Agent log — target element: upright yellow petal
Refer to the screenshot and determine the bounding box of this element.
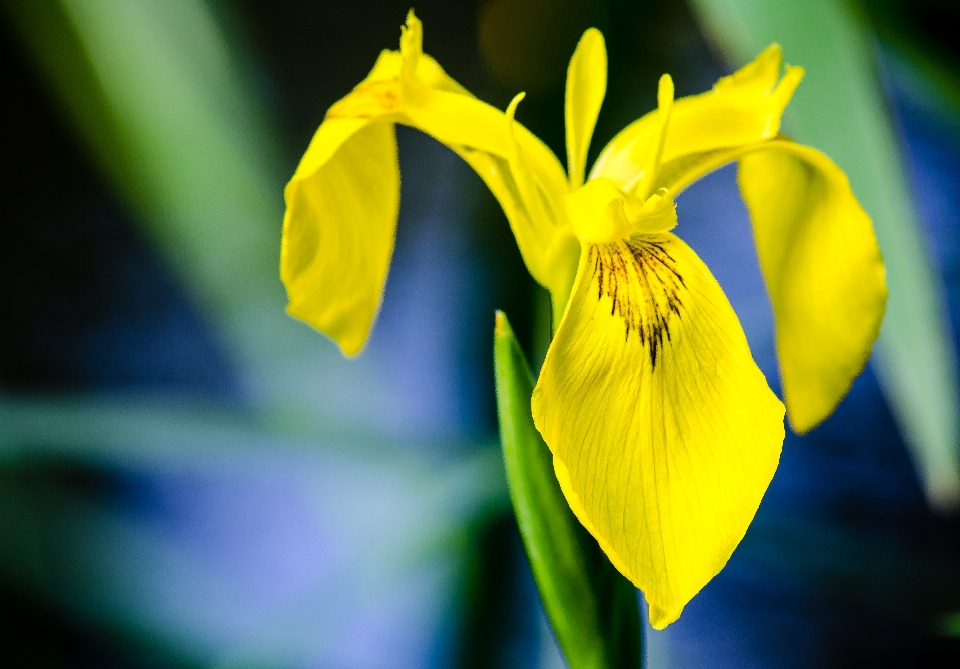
[565,28,607,189]
[281,121,399,356]
[532,232,784,629]
[591,44,803,193]
[633,75,675,200]
[739,141,887,432]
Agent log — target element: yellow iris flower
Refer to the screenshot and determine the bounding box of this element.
[281,12,886,628]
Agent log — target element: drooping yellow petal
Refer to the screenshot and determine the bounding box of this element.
[281,121,399,356]
[564,28,607,189]
[532,232,785,629]
[634,134,887,433]
[739,141,887,432]
[591,44,803,193]
[278,37,437,355]
[282,11,574,352]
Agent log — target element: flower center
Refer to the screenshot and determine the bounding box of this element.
[565,178,678,245]
[565,177,632,244]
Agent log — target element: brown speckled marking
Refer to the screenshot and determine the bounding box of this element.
[591,237,685,369]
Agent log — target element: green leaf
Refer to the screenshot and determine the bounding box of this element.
[3,0,282,314]
[493,311,642,669]
[688,0,960,508]
[1,0,402,435]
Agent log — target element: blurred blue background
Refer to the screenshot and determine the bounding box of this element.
[1,0,960,667]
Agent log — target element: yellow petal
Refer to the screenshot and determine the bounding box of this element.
[565,177,634,244]
[456,144,580,321]
[397,13,575,317]
[591,44,803,193]
[532,232,785,629]
[281,121,399,356]
[635,134,886,433]
[564,178,676,245]
[565,28,607,189]
[739,141,887,432]
[394,12,568,199]
[632,74,675,200]
[282,12,574,351]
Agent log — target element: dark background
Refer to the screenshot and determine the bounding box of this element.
[2,0,960,667]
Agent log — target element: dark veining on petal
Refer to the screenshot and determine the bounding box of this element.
[591,236,685,369]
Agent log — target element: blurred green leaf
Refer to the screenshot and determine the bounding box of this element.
[0,393,510,666]
[3,0,282,314]
[689,0,960,508]
[939,611,960,637]
[1,0,399,433]
[493,312,641,669]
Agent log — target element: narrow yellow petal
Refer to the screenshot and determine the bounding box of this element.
[281,121,399,356]
[506,93,551,248]
[632,74,675,199]
[532,233,784,629]
[591,44,803,193]
[739,141,887,432]
[564,28,607,189]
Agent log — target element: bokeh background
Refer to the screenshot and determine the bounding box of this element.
[2,0,960,667]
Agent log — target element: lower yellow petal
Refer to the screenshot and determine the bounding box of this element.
[532,233,784,629]
[738,141,887,432]
[281,121,399,356]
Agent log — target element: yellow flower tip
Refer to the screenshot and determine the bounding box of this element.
[758,42,783,67]
[578,26,605,47]
[714,42,783,95]
[648,602,683,631]
[494,310,512,338]
[400,9,423,70]
[505,91,526,122]
[657,73,675,111]
[770,63,805,113]
[284,300,367,358]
